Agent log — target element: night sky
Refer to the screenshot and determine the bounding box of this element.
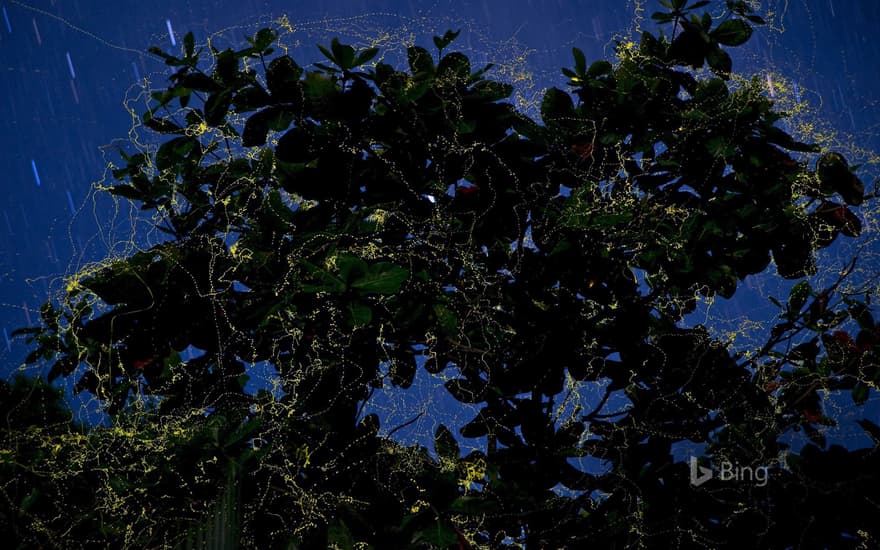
[0,0,878,457]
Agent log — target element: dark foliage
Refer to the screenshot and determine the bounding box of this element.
[4,1,878,547]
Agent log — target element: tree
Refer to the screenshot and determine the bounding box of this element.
[4,0,879,547]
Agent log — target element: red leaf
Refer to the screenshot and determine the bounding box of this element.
[133,357,156,369]
[571,141,594,160]
[802,408,822,423]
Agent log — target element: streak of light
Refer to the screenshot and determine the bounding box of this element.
[31,17,40,45]
[592,16,603,40]
[70,78,79,103]
[22,301,31,326]
[65,51,76,79]
[3,328,10,351]
[132,61,141,82]
[793,82,800,104]
[2,6,11,33]
[765,73,775,98]
[65,189,75,214]
[837,83,848,112]
[9,0,143,54]
[829,0,835,18]
[166,19,176,46]
[44,85,55,116]
[2,210,12,234]
[31,159,41,186]
[45,240,56,263]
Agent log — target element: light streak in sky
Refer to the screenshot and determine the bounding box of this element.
[166,19,176,46]
[31,17,40,45]
[65,51,76,79]
[765,73,775,98]
[31,159,41,186]
[132,61,141,82]
[793,82,800,104]
[2,6,11,33]
[66,189,76,214]
[22,301,31,326]
[3,328,10,352]
[69,78,79,104]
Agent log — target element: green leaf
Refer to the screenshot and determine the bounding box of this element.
[20,488,40,512]
[303,71,338,100]
[572,47,587,76]
[788,281,811,313]
[180,73,222,93]
[148,46,185,67]
[746,14,766,25]
[250,28,278,52]
[242,111,271,147]
[109,185,144,201]
[412,521,458,547]
[348,301,373,327]
[541,87,574,124]
[587,60,613,78]
[460,415,489,437]
[434,424,460,462]
[407,46,435,77]
[353,47,379,67]
[470,80,513,102]
[433,304,458,334]
[143,113,184,134]
[437,52,470,82]
[651,12,675,23]
[852,383,870,406]
[267,55,303,99]
[449,496,499,515]
[445,378,484,403]
[351,262,409,294]
[330,38,356,70]
[705,135,734,158]
[205,89,233,126]
[183,32,195,58]
[234,86,272,112]
[327,520,356,550]
[336,253,369,284]
[857,419,880,443]
[224,417,263,447]
[433,29,461,51]
[711,19,752,46]
[214,48,239,85]
[156,136,195,171]
[706,46,732,76]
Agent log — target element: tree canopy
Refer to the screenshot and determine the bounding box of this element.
[3,0,879,547]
